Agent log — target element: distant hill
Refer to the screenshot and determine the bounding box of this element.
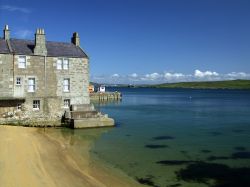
[89,82,101,87]
[151,80,250,89]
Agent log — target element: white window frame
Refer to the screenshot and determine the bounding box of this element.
[33,100,40,110]
[63,58,69,70]
[16,77,21,85]
[28,78,36,92]
[18,56,26,69]
[57,58,69,70]
[17,103,22,111]
[63,78,70,92]
[64,99,70,108]
[57,58,63,70]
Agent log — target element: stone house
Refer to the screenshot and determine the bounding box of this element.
[0,25,90,125]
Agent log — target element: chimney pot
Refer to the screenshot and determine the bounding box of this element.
[71,32,80,47]
[3,24,10,40]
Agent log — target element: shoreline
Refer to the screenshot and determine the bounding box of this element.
[0,125,143,187]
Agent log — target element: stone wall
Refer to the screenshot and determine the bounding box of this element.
[0,54,14,97]
[0,53,89,124]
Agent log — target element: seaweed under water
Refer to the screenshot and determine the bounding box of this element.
[156,160,197,165]
[176,162,250,187]
[152,135,175,140]
[145,144,168,149]
[208,132,223,136]
[206,156,230,161]
[205,151,250,161]
[136,175,159,187]
[201,149,212,153]
[167,183,182,187]
[232,129,245,133]
[231,151,250,159]
[234,146,246,151]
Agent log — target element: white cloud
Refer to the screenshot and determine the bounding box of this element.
[194,69,219,78]
[129,73,138,78]
[90,70,250,84]
[144,72,161,80]
[111,73,120,78]
[15,29,32,39]
[164,72,184,79]
[163,72,188,82]
[226,72,250,78]
[0,5,31,13]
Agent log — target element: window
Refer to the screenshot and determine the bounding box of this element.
[33,100,40,110]
[18,56,26,68]
[57,58,69,70]
[17,103,22,110]
[63,59,69,70]
[28,78,35,92]
[63,78,70,92]
[57,58,63,70]
[16,77,21,85]
[64,99,70,108]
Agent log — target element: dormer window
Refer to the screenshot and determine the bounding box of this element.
[18,56,26,68]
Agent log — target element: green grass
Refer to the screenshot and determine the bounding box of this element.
[151,80,250,89]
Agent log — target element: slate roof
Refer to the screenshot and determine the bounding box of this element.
[0,38,9,53]
[0,38,88,58]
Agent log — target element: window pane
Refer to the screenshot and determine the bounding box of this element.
[28,78,35,92]
[63,59,69,69]
[63,79,70,92]
[18,56,26,68]
[16,77,21,85]
[17,104,22,110]
[33,100,40,110]
[28,79,34,84]
[64,99,70,108]
[57,59,62,69]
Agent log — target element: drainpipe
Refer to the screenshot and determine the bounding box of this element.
[44,55,47,114]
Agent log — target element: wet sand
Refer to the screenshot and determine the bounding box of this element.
[0,126,143,187]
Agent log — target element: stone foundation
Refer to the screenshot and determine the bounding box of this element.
[70,116,115,129]
[0,101,115,128]
[66,104,115,128]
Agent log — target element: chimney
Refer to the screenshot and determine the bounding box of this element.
[71,32,80,47]
[34,28,47,56]
[3,25,10,40]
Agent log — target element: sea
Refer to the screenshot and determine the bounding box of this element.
[53,88,250,187]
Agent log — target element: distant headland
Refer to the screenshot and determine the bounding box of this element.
[97,80,250,89]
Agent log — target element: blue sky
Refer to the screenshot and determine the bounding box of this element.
[0,0,250,84]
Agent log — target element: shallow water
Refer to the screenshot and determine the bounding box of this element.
[91,88,250,187]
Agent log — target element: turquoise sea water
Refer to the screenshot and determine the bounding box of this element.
[91,88,250,187]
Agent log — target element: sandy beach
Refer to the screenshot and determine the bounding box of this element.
[0,126,143,187]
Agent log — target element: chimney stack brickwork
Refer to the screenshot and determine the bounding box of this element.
[34,28,47,56]
[3,25,10,40]
[71,32,80,46]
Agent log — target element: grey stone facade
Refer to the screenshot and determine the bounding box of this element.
[0,25,89,125]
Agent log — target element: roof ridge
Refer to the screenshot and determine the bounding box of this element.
[1,38,88,58]
[10,38,73,45]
